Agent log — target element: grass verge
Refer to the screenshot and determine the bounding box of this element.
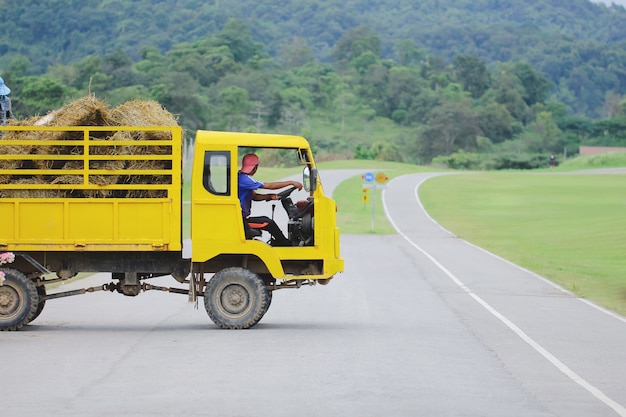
[557,151,626,171]
[419,172,626,315]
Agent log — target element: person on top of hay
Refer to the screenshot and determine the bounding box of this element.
[0,77,14,126]
[238,153,302,247]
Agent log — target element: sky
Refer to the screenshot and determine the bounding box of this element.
[590,0,626,6]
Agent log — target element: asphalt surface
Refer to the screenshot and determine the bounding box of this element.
[1,169,625,417]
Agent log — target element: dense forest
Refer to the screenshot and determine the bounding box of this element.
[2,0,626,168]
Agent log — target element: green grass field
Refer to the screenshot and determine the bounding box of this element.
[419,171,626,315]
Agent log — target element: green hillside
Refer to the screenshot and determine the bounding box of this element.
[3,0,626,117]
[2,0,626,166]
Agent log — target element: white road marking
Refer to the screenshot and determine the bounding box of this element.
[381,176,626,417]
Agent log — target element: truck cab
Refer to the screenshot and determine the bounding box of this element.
[191,131,343,282]
[189,131,344,329]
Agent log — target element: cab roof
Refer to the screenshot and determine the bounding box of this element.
[195,130,310,149]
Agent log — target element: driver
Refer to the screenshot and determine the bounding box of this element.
[238,153,302,246]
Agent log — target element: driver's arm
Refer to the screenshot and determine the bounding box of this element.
[254,180,303,202]
[251,191,277,202]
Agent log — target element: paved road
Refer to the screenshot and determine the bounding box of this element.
[1,170,625,417]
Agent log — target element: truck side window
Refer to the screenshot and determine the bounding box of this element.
[203,151,230,196]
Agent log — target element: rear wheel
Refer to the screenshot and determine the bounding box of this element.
[204,267,269,329]
[28,284,47,323]
[0,268,38,331]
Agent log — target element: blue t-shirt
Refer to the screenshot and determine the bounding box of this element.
[238,172,264,217]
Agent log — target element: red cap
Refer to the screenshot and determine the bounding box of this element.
[241,154,259,174]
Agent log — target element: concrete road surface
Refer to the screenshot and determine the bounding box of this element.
[1,170,625,417]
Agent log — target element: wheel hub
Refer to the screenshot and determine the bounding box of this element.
[0,287,19,315]
[220,284,249,315]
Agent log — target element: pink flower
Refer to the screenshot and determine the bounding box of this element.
[0,252,14,285]
[0,252,15,265]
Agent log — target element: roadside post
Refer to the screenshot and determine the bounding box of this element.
[361,171,388,232]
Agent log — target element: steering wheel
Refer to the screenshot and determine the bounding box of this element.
[277,186,297,200]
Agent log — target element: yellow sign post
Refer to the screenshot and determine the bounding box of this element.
[361,172,388,232]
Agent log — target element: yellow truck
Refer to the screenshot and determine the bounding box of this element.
[0,125,343,330]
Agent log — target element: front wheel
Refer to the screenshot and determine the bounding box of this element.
[204,267,270,329]
[0,268,39,331]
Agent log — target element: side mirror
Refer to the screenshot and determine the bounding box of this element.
[303,166,317,192]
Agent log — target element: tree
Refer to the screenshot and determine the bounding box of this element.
[453,54,491,99]
[331,26,381,65]
[512,61,552,106]
[527,111,561,152]
[350,51,380,75]
[281,37,314,69]
[384,66,424,123]
[358,61,391,117]
[490,71,533,124]
[478,103,514,143]
[394,39,426,67]
[603,91,623,118]
[213,19,261,63]
[267,92,283,128]
[592,117,626,145]
[370,140,404,162]
[280,86,313,113]
[135,46,165,79]
[289,62,340,110]
[217,85,252,130]
[19,76,74,115]
[332,90,360,134]
[418,100,481,161]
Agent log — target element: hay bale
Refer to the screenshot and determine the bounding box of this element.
[52,159,123,198]
[1,116,46,146]
[1,97,179,199]
[109,100,176,198]
[110,100,176,156]
[88,159,125,184]
[0,177,66,198]
[110,99,178,130]
[43,95,112,129]
[0,97,114,173]
[0,117,42,183]
[29,96,114,168]
[51,161,84,185]
[0,152,23,184]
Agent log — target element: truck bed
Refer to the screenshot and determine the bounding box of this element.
[0,126,183,252]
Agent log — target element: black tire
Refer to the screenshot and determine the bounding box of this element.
[263,288,273,316]
[260,274,274,316]
[0,268,38,331]
[28,284,47,323]
[204,267,269,329]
